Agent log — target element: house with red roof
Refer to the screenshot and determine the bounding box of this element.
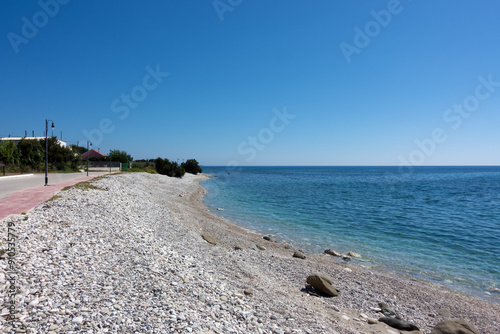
[81,149,107,160]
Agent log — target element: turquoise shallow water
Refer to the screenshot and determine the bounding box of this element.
[201,166,500,303]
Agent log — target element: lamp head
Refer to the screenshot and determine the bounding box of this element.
[51,122,55,129]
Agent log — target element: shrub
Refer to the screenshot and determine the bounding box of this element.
[155,157,185,178]
[175,166,185,178]
[131,161,144,169]
[109,149,132,163]
[181,159,202,174]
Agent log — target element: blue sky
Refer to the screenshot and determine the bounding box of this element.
[1,0,499,166]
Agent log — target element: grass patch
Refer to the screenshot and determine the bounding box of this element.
[46,195,63,202]
[121,168,147,173]
[120,168,157,174]
[61,176,110,192]
[72,181,107,191]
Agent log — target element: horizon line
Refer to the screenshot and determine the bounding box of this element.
[200,165,500,168]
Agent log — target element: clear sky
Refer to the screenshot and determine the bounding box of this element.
[1,0,499,166]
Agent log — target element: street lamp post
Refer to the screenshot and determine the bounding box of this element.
[45,119,55,186]
[87,141,92,176]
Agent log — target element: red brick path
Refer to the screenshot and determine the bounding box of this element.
[0,175,103,221]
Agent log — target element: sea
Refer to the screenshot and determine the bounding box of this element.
[201,166,500,304]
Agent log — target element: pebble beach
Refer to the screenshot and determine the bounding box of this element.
[1,172,499,333]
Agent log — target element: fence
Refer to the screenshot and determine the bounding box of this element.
[82,161,122,172]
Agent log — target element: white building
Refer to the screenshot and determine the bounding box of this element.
[0,137,67,148]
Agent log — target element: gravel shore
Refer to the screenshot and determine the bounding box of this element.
[1,173,499,333]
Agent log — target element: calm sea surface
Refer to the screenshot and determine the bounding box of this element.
[201,166,500,303]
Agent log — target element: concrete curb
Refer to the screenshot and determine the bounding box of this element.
[0,173,34,180]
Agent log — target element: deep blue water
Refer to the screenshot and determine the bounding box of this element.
[201,166,500,303]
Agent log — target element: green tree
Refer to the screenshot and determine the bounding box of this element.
[70,144,87,155]
[40,137,81,171]
[181,159,202,174]
[17,138,44,169]
[0,140,20,166]
[109,149,132,163]
[155,157,185,178]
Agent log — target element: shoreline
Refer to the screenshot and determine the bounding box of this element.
[1,172,498,333]
[202,199,500,307]
[177,173,500,333]
[201,170,500,307]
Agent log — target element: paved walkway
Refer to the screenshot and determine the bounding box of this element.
[0,173,111,221]
[0,173,107,200]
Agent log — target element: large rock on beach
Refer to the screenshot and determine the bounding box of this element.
[378,316,419,331]
[309,272,333,285]
[293,251,306,259]
[306,273,338,297]
[201,234,217,245]
[430,320,480,334]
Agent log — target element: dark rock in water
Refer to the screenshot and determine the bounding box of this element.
[201,234,217,245]
[378,302,397,316]
[263,236,272,241]
[431,320,480,334]
[378,316,419,331]
[293,251,306,259]
[306,273,339,297]
[324,249,342,257]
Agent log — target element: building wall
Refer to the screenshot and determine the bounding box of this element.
[0,137,67,148]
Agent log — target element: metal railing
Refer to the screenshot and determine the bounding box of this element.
[82,161,122,172]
